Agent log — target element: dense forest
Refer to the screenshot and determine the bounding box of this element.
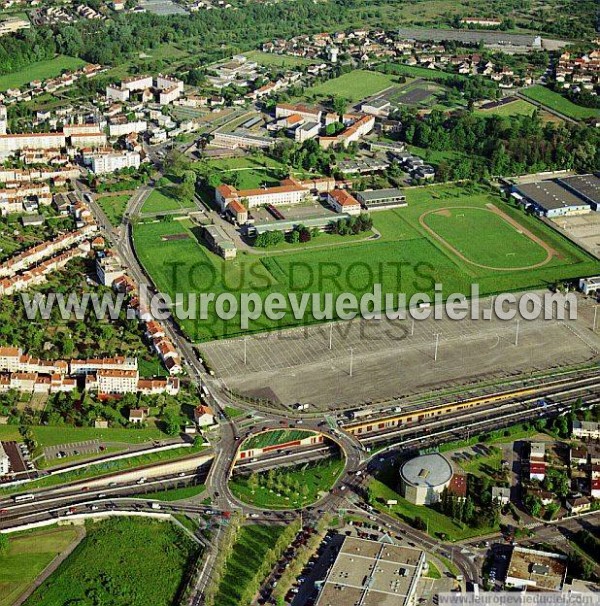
[397,109,600,178]
[0,0,357,75]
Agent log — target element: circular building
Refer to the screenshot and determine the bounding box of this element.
[399,453,453,505]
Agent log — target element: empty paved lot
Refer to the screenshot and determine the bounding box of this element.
[201,293,600,411]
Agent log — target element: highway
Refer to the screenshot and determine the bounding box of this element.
[53,153,600,605]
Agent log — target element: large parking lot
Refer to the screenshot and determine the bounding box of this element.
[550,214,600,260]
[201,294,600,411]
[44,440,103,462]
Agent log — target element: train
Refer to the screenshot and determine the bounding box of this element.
[343,384,551,437]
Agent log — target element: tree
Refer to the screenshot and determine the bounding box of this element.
[162,409,180,436]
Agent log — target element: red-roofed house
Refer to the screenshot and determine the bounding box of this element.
[327,189,362,215]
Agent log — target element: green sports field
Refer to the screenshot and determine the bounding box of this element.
[133,185,600,341]
[0,56,85,92]
[521,85,600,120]
[244,50,313,68]
[0,526,81,606]
[302,70,398,103]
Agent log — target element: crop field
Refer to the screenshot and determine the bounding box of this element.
[134,184,599,341]
[242,429,316,450]
[214,525,285,606]
[96,194,130,226]
[24,518,197,606]
[0,56,85,91]
[0,526,81,606]
[521,86,600,120]
[303,70,398,103]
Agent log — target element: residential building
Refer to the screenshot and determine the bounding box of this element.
[70,356,138,375]
[97,369,139,395]
[0,132,67,154]
[275,103,322,123]
[295,121,321,143]
[566,496,592,514]
[226,199,248,224]
[108,121,147,138]
[84,151,141,175]
[128,407,149,424]
[194,404,215,427]
[96,253,126,286]
[327,189,362,215]
[572,419,600,439]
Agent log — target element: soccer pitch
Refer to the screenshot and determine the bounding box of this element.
[302,70,398,103]
[133,185,599,341]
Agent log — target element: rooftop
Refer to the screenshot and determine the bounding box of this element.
[517,181,591,211]
[400,453,453,488]
[316,536,426,606]
[506,546,567,591]
[357,188,406,202]
[557,174,600,206]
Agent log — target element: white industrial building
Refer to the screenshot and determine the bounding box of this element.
[399,453,453,505]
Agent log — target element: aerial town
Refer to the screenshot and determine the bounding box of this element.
[0,0,598,605]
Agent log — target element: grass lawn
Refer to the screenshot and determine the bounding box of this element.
[230,455,344,509]
[244,50,312,68]
[0,56,85,91]
[425,561,442,579]
[134,184,600,341]
[369,479,498,541]
[96,194,130,226]
[0,526,81,606]
[224,406,244,419]
[476,99,536,118]
[521,85,600,120]
[145,483,206,501]
[24,518,198,606]
[377,63,467,82]
[242,429,317,451]
[459,447,503,477]
[215,525,285,606]
[0,424,166,447]
[138,357,168,378]
[0,445,200,496]
[303,70,398,103]
[142,180,194,214]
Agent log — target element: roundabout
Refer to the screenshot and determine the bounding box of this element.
[227,429,348,510]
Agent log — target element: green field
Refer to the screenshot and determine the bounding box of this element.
[133,184,600,341]
[0,423,167,447]
[422,206,550,269]
[242,429,317,451]
[142,181,195,214]
[24,518,197,606]
[244,50,313,68]
[368,479,498,541]
[0,56,86,92]
[144,483,206,501]
[0,526,81,606]
[476,99,537,118]
[215,525,285,606]
[521,85,600,120]
[230,455,344,509]
[303,70,398,103]
[378,63,467,82]
[96,194,130,226]
[1,445,200,496]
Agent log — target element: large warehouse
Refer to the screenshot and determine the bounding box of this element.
[316,536,427,606]
[399,453,453,505]
[515,180,592,217]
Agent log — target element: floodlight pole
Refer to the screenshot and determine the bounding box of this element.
[434,333,440,362]
[243,337,247,365]
[411,318,415,337]
[349,348,354,377]
[329,322,333,350]
[515,319,520,346]
[593,306,598,333]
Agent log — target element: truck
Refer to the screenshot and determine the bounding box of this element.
[150,502,162,510]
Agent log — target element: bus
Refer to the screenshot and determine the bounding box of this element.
[13,494,35,502]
